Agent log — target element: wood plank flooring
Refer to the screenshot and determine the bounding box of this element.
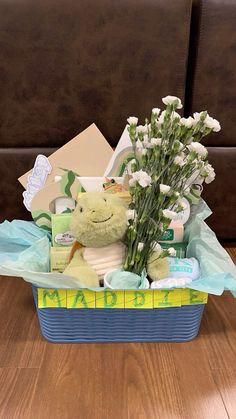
[0,245,235,419]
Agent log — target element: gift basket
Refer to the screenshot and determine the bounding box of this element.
[0,96,235,343]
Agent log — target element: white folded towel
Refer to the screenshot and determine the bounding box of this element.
[83,242,126,279]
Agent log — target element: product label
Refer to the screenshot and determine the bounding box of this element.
[159,229,174,241]
[54,231,75,246]
[169,258,193,274]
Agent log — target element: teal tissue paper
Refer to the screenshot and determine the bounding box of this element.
[0,220,83,289]
[0,203,236,295]
[105,268,148,289]
[184,200,236,296]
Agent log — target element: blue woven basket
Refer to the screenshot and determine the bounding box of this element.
[32,286,205,343]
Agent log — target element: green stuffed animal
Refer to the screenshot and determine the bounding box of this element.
[63,192,169,287]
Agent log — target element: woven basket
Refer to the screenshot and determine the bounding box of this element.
[32,286,205,343]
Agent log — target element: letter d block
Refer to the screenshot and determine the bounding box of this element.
[38,288,67,308]
[96,290,125,308]
[125,290,153,308]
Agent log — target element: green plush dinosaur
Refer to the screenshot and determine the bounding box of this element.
[63,192,169,287]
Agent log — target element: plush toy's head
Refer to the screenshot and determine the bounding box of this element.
[71,192,128,248]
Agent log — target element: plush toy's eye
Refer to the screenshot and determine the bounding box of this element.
[80,207,83,213]
[103,198,107,202]
[111,179,115,183]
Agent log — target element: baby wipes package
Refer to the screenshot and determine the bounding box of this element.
[51,214,76,247]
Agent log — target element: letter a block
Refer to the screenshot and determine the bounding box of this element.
[67,290,96,308]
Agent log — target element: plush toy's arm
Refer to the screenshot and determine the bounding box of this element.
[147,252,170,282]
[63,249,99,287]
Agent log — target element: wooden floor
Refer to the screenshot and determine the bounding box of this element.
[0,246,235,419]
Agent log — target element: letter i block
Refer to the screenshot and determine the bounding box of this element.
[38,288,67,308]
[125,290,153,308]
[96,290,125,308]
[153,289,181,308]
[67,289,96,308]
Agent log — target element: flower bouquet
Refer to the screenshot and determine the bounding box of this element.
[105,95,221,289]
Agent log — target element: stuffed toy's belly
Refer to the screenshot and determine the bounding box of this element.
[83,242,126,279]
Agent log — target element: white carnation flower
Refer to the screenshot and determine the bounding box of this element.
[193,111,206,123]
[136,139,143,149]
[126,209,136,222]
[136,125,147,134]
[204,115,221,132]
[150,137,162,146]
[129,170,152,188]
[180,117,195,128]
[172,111,181,120]
[129,178,137,187]
[174,155,185,167]
[152,108,161,116]
[160,184,171,194]
[162,209,178,220]
[178,151,186,159]
[177,199,188,210]
[173,140,184,152]
[126,159,137,175]
[187,142,208,158]
[158,110,166,125]
[202,163,216,184]
[162,95,183,109]
[143,135,150,148]
[168,247,177,257]
[158,110,180,124]
[205,173,216,184]
[212,119,221,132]
[193,112,200,121]
[127,116,138,125]
[145,141,153,149]
[138,242,144,252]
